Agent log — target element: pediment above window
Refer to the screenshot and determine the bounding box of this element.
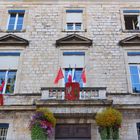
[56,34,92,47]
[0,34,29,46]
[119,34,140,46]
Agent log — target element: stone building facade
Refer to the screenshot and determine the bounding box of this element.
[0,0,140,140]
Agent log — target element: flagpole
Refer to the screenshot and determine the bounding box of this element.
[2,70,9,94]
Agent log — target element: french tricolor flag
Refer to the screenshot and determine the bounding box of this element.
[67,69,72,83]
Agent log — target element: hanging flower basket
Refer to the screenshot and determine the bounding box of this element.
[95,107,122,140]
[29,108,56,140]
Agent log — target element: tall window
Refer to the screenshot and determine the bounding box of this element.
[0,52,20,94]
[65,68,83,87]
[0,123,9,140]
[62,52,85,87]
[66,9,83,31]
[123,10,140,30]
[128,52,140,93]
[7,10,25,31]
[137,123,140,140]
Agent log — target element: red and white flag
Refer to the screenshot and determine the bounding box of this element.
[67,69,72,83]
[0,81,5,93]
[54,68,64,84]
[81,68,86,83]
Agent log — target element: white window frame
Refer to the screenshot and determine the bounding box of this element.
[121,9,140,31]
[7,11,25,31]
[0,52,20,94]
[61,51,86,87]
[62,68,85,87]
[66,23,83,31]
[63,8,86,32]
[0,123,9,140]
[0,70,17,94]
[124,50,140,94]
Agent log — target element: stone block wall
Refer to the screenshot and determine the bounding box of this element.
[0,0,139,94]
[0,111,33,140]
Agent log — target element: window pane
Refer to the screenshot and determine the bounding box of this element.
[65,68,83,87]
[67,23,73,30]
[8,25,15,31]
[6,70,16,94]
[16,13,24,31]
[131,75,139,83]
[124,15,139,30]
[130,66,140,93]
[130,66,138,75]
[132,84,140,93]
[8,12,24,31]
[75,23,82,30]
[8,13,16,31]
[0,70,16,94]
[74,68,83,87]
[16,25,23,31]
[9,13,16,24]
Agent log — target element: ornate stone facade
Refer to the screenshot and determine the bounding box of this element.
[0,0,140,140]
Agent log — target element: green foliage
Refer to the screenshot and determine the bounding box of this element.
[31,124,47,140]
[95,107,122,127]
[99,127,119,140]
[30,108,56,140]
[96,108,122,140]
[37,108,56,127]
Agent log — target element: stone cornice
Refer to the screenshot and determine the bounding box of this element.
[114,104,140,109]
[2,0,140,3]
[0,105,36,111]
[119,34,140,46]
[35,99,113,106]
[56,34,92,47]
[0,34,29,46]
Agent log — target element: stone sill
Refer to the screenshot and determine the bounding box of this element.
[122,30,140,33]
[114,104,140,109]
[107,93,140,96]
[55,113,96,118]
[35,99,113,107]
[0,105,36,111]
[0,29,26,33]
[4,93,41,96]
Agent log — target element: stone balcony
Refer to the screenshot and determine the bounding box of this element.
[40,87,107,100]
[35,87,112,117]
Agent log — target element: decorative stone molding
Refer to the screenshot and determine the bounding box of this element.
[119,34,140,46]
[0,34,29,46]
[56,34,92,47]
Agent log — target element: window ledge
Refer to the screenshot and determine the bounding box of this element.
[62,29,87,32]
[6,29,26,33]
[0,29,26,33]
[131,93,140,96]
[122,30,140,33]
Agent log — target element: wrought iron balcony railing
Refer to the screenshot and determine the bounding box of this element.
[41,87,106,100]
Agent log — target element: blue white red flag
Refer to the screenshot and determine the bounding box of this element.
[73,69,76,82]
[67,69,72,82]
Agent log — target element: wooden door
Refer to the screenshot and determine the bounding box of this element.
[55,124,91,140]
